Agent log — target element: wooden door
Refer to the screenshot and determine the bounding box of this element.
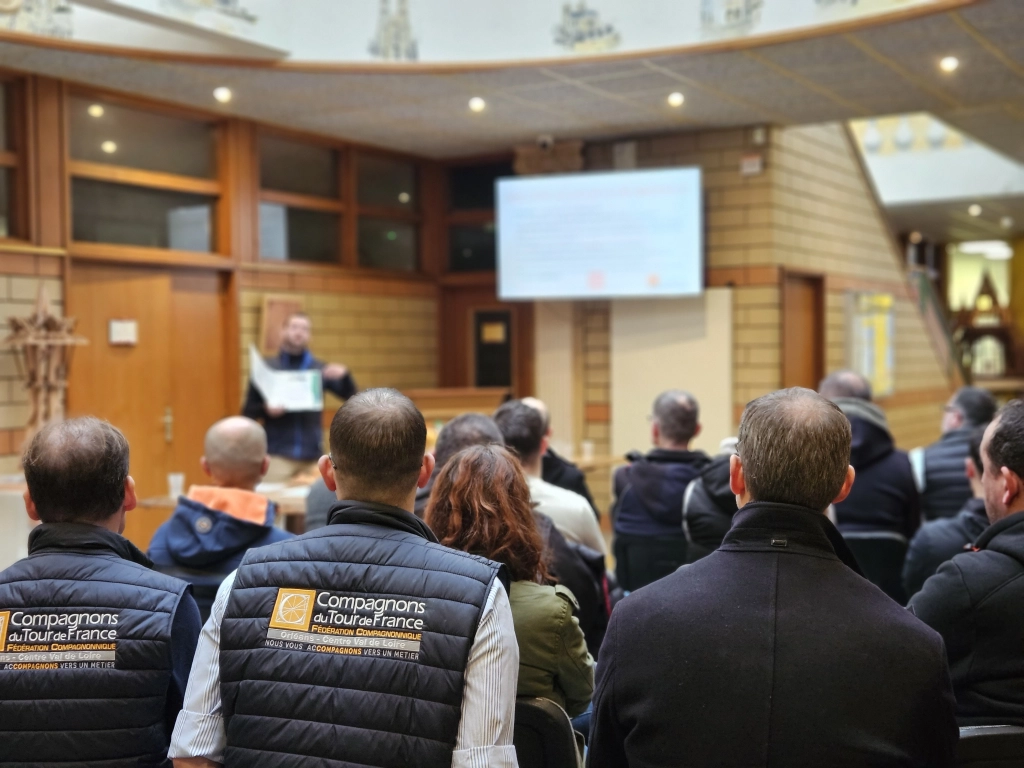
[68,263,229,500]
[782,272,825,390]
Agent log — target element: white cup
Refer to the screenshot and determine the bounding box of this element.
[581,440,595,461]
[168,473,186,499]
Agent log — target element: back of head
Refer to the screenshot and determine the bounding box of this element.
[23,417,129,524]
[329,388,426,506]
[433,413,504,471]
[653,390,700,445]
[954,386,998,428]
[425,444,547,582]
[493,400,546,463]
[520,397,551,433]
[818,370,872,402]
[204,416,267,488]
[738,388,852,512]
[986,399,1024,481]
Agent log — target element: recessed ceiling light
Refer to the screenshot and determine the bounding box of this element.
[213,86,232,104]
[468,96,486,112]
[87,104,104,118]
[398,192,410,204]
[939,56,959,73]
[969,204,982,217]
[909,231,923,244]
[100,140,117,154]
[1001,216,1014,229]
[667,92,685,108]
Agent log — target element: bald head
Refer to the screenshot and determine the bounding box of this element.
[202,417,268,490]
[818,370,872,402]
[653,390,700,447]
[521,397,551,434]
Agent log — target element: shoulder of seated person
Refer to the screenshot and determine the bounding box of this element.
[553,583,580,610]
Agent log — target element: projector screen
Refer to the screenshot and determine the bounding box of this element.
[497,167,703,300]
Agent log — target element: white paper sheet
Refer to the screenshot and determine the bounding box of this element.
[249,345,323,412]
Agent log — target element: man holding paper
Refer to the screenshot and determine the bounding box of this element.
[243,312,357,482]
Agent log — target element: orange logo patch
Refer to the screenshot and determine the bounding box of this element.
[269,589,316,632]
[0,611,9,653]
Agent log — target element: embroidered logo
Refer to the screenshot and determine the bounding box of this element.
[269,589,316,632]
[195,517,213,534]
[0,611,8,653]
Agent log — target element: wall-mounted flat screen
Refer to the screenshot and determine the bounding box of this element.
[497,167,702,300]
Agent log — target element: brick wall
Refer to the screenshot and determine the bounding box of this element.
[579,301,612,513]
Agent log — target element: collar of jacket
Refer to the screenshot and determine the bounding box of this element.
[28,521,153,567]
[973,507,1024,551]
[940,426,974,444]
[719,501,864,575]
[643,448,710,465]
[962,497,988,521]
[327,499,439,543]
[834,397,889,433]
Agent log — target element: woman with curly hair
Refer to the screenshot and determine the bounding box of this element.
[426,443,595,719]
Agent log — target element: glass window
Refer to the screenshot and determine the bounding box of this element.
[449,224,496,272]
[259,203,339,264]
[69,96,215,178]
[450,162,513,210]
[71,178,215,251]
[260,134,338,198]
[358,219,417,271]
[357,154,416,209]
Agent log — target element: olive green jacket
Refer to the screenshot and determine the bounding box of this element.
[510,579,596,717]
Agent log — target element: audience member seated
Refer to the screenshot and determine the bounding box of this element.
[819,370,920,540]
[494,399,606,556]
[612,390,710,538]
[0,418,202,767]
[903,426,989,599]
[149,416,292,620]
[589,388,958,768]
[169,389,520,767]
[911,386,997,520]
[414,412,503,518]
[910,400,1024,727]
[681,437,739,562]
[426,445,595,726]
[523,397,598,516]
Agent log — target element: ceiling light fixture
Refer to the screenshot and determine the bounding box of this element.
[398,192,410,204]
[87,104,104,118]
[468,96,486,113]
[909,231,923,244]
[959,240,1013,261]
[1001,216,1015,229]
[100,140,117,154]
[213,86,233,104]
[968,204,982,217]
[939,56,959,73]
[667,92,685,108]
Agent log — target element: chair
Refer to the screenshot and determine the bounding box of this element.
[514,697,580,768]
[841,531,908,605]
[613,533,689,592]
[957,725,1024,766]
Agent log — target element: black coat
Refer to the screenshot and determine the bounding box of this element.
[590,502,958,768]
[543,448,598,516]
[909,509,1024,726]
[902,497,989,599]
[681,453,737,561]
[612,449,710,537]
[918,429,975,521]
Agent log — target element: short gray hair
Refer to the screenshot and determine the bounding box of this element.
[653,390,700,444]
[818,370,872,402]
[737,388,851,512]
[204,416,267,487]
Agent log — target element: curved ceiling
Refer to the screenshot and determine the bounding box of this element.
[0,0,1019,159]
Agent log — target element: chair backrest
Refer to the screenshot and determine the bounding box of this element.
[514,697,579,768]
[842,531,909,605]
[613,533,688,592]
[957,725,1024,766]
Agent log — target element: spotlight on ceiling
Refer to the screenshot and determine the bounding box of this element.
[213,87,233,104]
[968,204,982,217]
[1001,216,1015,229]
[939,56,959,73]
[909,231,923,244]
[468,96,486,113]
[959,240,1013,261]
[398,192,410,204]
[87,104,104,118]
[667,92,685,108]
[100,140,117,154]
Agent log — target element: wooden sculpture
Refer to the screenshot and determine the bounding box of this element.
[4,284,87,447]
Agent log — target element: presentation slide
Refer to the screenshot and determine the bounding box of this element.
[497,167,703,300]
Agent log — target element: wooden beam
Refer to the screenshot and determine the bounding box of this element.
[68,159,221,196]
[260,188,345,213]
[70,241,233,270]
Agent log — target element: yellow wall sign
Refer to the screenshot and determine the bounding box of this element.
[269,589,316,632]
[848,293,895,397]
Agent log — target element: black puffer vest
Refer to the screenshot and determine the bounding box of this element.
[920,429,974,520]
[0,523,188,767]
[220,501,505,768]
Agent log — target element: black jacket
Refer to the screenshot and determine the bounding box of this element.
[917,428,975,521]
[590,502,958,768]
[612,449,710,537]
[681,454,738,561]
[833,400,920,539]
[903,497,989,599]
[909,509,1024,726]
[543,448,598,516]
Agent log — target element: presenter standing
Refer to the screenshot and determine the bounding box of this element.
[243,312,356,482]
